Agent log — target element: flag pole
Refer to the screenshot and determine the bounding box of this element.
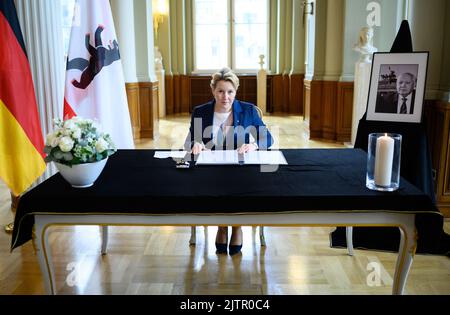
[4,192,19,233]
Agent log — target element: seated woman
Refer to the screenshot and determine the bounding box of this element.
[184,67,273,256]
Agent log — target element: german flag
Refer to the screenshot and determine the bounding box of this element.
[0,0,45,196]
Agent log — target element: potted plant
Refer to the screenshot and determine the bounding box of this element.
[44,117,116,188]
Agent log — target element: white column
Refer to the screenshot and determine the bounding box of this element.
[291,0,305,75]
[15,0,65,183]
[134,0,157,83]
[323,0,344,81]
[155,47,166,118]
[304,0,316,80]
[156,69,166,118]
[110,0,138,83]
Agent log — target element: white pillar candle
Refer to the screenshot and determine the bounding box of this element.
[374,134,395,186]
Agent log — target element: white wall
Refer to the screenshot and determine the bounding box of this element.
[341,0,402,81]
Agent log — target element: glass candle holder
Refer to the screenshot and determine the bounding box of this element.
[366,133,402,192]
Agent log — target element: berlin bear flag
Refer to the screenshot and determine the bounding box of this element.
[64,0,134,149]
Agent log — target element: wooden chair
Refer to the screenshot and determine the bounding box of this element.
[189,105,266,246]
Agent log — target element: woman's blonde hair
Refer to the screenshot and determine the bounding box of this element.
[210,67,240,90]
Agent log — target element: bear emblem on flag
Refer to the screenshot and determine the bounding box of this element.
[66,25,121,89]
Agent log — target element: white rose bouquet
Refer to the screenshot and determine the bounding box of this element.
[44,117,116,166]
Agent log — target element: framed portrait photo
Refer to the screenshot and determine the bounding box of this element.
[366,52,429,123]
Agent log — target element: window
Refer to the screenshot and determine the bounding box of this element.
[193,0,269,72]
[61,0,75,55]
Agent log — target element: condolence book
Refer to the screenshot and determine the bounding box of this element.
[196,150,288,165]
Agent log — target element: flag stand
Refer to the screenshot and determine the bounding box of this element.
[4,192,19,233]
[5,223,14,233]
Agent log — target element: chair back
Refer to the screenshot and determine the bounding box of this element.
[254,105,263,118]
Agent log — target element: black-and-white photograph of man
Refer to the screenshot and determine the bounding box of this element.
[375,64,418,115]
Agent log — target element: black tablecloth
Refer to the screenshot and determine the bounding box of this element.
[11,149,440,250]
[330,118,450,255]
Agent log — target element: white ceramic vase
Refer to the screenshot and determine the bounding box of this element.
[55,158,108,188]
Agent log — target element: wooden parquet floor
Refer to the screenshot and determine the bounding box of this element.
[1,115,449,295]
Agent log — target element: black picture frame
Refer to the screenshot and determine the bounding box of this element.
[366,52,429,123]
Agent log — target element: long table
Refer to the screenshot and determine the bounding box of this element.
[11,149,440,295]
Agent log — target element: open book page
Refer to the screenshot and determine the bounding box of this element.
[196,150,239,165]
[244,151,288,165]
[154,151,188,159]
[196,150,288,165]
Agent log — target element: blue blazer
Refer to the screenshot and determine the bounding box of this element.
[185,100,274,150]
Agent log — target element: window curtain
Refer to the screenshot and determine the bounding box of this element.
[155,0,305,75]
[15,0,65,184]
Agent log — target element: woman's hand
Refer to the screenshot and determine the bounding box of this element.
[191,142,205,155]
[237,143,258,154]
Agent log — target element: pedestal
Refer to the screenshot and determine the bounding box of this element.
[156,69,166,118]
[257,69,267,114]
[351,61,372,145]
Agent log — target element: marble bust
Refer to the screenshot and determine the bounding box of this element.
[353,27,378,63]
[154,46,164,71]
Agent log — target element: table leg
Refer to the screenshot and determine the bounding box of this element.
[346,226,354,256]
[392,220,417,295]
[101,225,108,255]
[189,226,196,245]
[33,221,56,295]
[259,226,266,246]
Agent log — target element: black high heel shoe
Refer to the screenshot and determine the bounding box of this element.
[215,228,228,254]
[228,244,242,256]
[229,228,242,256]
[215,242,228,254]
